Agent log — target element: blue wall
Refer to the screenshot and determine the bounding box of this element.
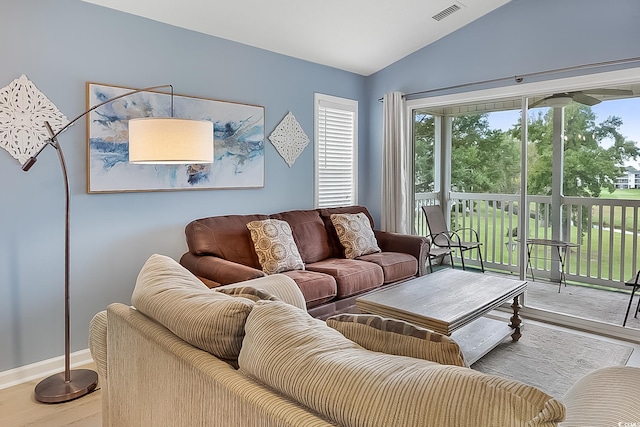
[364,0,640,220]
[0,0,366,371]
[2,0,640,372]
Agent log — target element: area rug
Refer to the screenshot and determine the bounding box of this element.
[471,323,633,397]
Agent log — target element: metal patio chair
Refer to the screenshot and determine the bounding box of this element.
[421,204,485,272]
[427,246,455,273]
[623,270,640,327]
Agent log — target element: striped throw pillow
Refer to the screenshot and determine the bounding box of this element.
[326,313,467,367]
[215,286,280,302]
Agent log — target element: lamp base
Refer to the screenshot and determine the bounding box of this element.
[34,369,98,403]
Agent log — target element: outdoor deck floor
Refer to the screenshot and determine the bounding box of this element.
[524,277,640,330]
[431,264,640,331]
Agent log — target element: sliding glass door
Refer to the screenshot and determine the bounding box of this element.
[410,74,640,339]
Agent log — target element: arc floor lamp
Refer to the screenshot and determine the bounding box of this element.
[17,82,213,403]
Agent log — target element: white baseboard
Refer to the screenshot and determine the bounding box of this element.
[0,349,94,390]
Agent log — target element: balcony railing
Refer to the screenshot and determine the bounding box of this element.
[415,192,640,290]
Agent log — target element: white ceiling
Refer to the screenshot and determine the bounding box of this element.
[82,0,510,76]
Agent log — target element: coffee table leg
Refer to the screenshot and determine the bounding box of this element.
[509,295,522,341]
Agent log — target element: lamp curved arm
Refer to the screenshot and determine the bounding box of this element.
[52,84,173,140]
[21,84,173,171]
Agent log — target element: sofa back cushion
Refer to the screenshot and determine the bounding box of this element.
[131,254,254,361]
[239,300,566,427]
[319,206,375,258]
[185,214,268,269]
[271,209,332,263]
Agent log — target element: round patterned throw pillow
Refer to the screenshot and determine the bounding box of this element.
[330,212,381,259]
[246,219,305,274]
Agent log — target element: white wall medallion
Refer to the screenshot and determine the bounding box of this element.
[268,111,309,167]
[0,74,69,166]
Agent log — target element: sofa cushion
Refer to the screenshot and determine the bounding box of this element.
[326,313,467,367]
[271,209,332,263]
[356,251,417,283]
[330,212,381,259]
[185,214,268,269]
[306,258,383,298]
[247,219,305,274]
[239,300,565,427]
[131,254,253,361]
[280,269,337,309]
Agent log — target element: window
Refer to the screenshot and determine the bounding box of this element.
[314,93,358,208]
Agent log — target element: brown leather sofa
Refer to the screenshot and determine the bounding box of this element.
[180,205,430,318]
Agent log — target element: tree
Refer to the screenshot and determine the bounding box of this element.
[450,114,520,194]
[414,113,435,193]
[414,104,638,204]
[511,104,639,236]
[517,104,639,198]
[414,112,521,194]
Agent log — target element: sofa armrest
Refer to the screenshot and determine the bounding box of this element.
[374,231,430,276]
[560,366,640,427]
[196,275,222,288]
[89,310,109,427]
[89,310,108,380]
[180,253,265,286]
[105,303,333,427]
[217,274,307,311]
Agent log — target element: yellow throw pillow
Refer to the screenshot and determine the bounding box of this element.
[246,219,305,274]
[326,313,467,367]
[330,212,381,259]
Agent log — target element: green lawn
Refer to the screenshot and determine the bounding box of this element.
[591,188,640,232]
[600,188,640,200]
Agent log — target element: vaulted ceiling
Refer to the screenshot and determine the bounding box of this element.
[82,0,510,76]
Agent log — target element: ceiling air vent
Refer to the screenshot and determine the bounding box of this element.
[432,3,462,21]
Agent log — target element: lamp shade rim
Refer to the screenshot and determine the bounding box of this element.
[128,117,211,124]
[131,159,212,164]
[128,117,214,164]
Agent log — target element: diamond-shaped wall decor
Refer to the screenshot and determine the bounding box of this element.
[0,74,68,166]
[268,111,309,167]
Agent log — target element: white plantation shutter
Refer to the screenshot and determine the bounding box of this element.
[314,94,358,208]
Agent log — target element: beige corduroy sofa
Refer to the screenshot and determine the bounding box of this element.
[89,254,640,427]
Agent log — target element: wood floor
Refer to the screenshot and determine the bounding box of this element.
[0,363,101,427]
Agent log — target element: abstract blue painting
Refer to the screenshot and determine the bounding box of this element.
[86,83,264,193]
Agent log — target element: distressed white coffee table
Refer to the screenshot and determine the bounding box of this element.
[355,269,526,364]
